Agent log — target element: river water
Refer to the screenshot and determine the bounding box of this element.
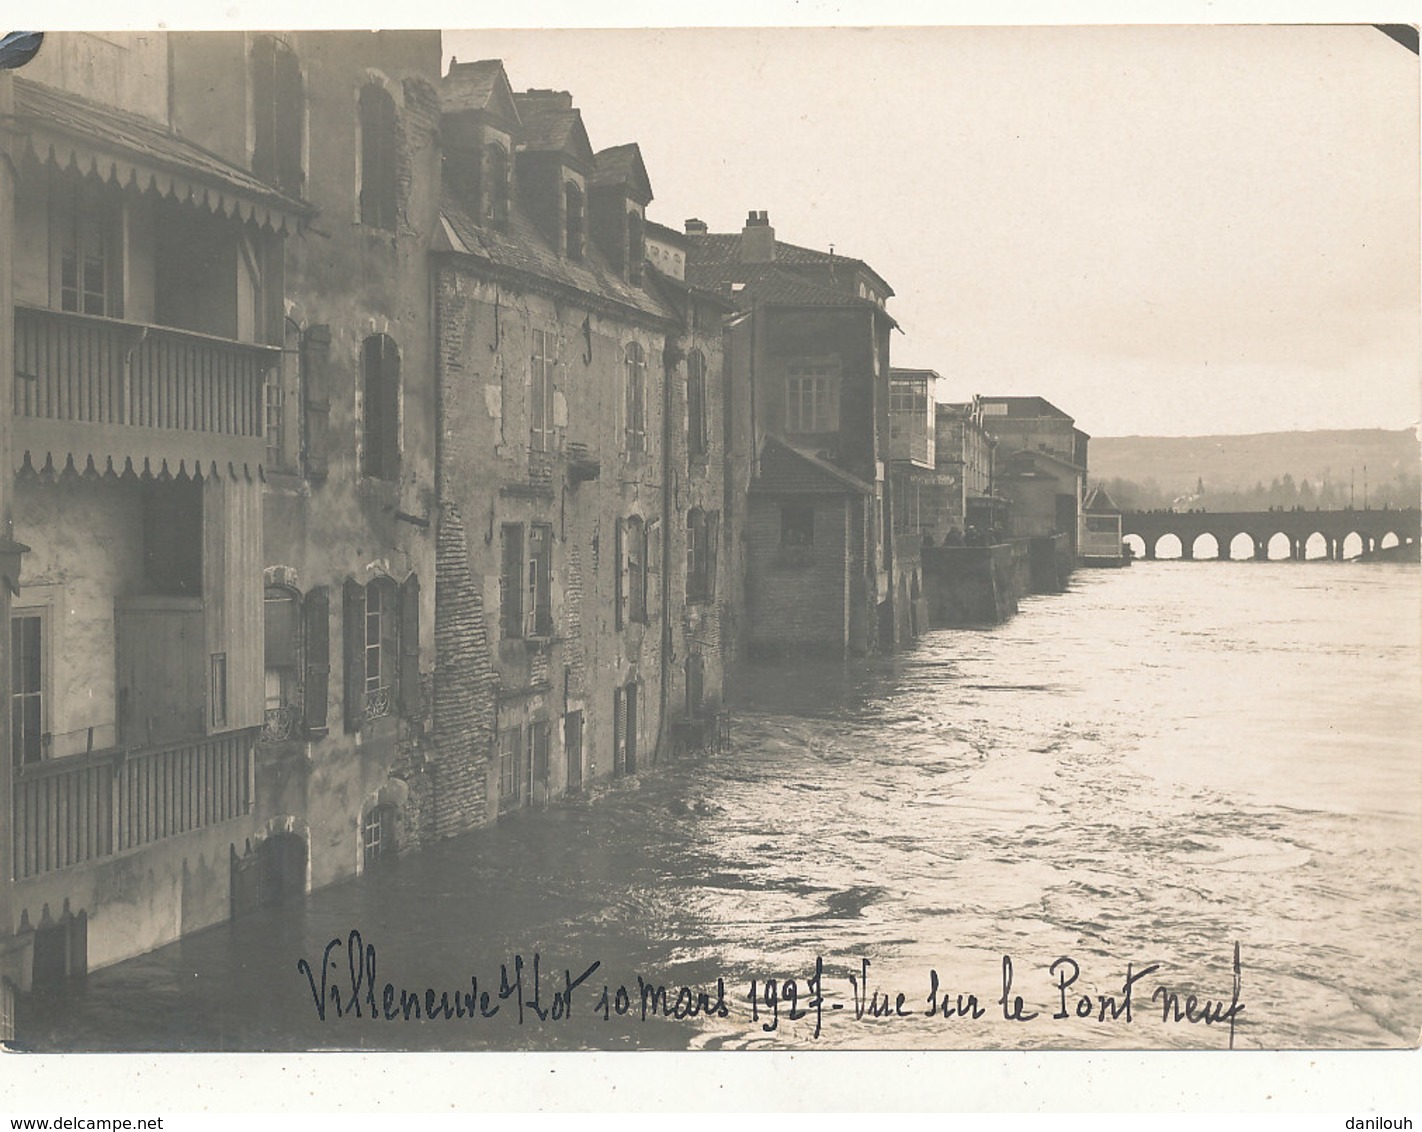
[16,562,1421,1053]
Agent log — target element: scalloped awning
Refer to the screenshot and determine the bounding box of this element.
[11,76,312,234]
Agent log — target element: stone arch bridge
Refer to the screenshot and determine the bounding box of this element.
[1121,508,1420,561]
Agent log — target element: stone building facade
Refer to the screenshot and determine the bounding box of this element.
[0,30,443,998]
[685,211,905,656]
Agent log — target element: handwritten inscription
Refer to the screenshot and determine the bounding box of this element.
[297,932,1245,1047]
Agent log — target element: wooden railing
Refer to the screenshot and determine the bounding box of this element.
[12,730,255,880]
[13,305,275,438]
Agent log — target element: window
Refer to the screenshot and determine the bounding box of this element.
[564,182,584,259]
[613,682,638,775]
[686,508,719,604]
[363,804,396,869]
[263,586,302,742]
[10,614,44,766]
[687,349,708,458]
[485,144,510,227]
[527,524,553,638]
[364,578,398,719]
[54,175,121,318]
[563,710,583,793]
[530,720,551,797]
[210,653,228,729]
[624,343,646,453]
[343,574,418,732]
[785,362,838,433]
[252,36,303,196]
[782,504,815,548]
[359,84,398,230]
[498,726,524,811]
[362,334,401,481]
[530,329,556,453]
[265,374,284,469]
[500,523,553,640]
[618,516,647,628]
[626,212,644,284]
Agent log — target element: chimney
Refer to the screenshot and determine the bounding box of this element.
[684,218,708,235]
[740,209,775,263]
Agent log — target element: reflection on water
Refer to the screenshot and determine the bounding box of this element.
[17,563,1421,1052]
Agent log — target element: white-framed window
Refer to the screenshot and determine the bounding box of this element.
[624,342,647,452]
[498,726,524,811]
[530,329,557,453]
[10,610,47,766]
[785,362,838,433]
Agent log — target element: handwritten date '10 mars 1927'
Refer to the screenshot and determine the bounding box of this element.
[297,932,1245,1047]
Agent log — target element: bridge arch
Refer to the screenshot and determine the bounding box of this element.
[1154,533,1183,560]
[1191,532,1219,560]
[1381,531,1400,550]
[1302,532,1326,560]
[1228,532,1254,560]
[1123,533,1146,559]
[1342,532,1363,560]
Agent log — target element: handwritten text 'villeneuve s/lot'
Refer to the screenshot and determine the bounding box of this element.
[297,931,1245,1046]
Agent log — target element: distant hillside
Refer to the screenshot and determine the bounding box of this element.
[1091,429,1420,499]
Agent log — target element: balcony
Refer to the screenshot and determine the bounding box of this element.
[12,305,276,474]
[11,730,256,880]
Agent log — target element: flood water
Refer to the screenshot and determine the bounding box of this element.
[17,562,1422,1052]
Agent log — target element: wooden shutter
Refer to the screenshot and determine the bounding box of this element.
[303,585,330,737]
[705,511,720,601]
[614,518,625,630]
[613,686,626,774]
[646,517,661,620]
[303,324,331,481]
[398,573,421,718]
[343,579,365,734]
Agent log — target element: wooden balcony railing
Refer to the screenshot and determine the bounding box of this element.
[13,305,275,439]
[12,730,255,880]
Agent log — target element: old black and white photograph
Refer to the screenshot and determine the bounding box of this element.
[0,7,1420,1115]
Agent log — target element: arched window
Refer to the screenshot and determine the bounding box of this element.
[362,334,400,480]
[687,348,708,458]
[484,144,509,227]
[564,182,584,260]
[623,342,646,453]
[251,36,303,195]
[626,211,644,284]
[359,84,398,230]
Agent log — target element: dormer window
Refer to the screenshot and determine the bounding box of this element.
[564,182,584,260]
[251,36,303,196]
[485,144,510,228]
[626,211,644,285]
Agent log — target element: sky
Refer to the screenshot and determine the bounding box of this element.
[443,22,1420,439]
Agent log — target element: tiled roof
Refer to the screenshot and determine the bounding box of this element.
[686,258,895,323]
[752,436,873,496]
[980,395,1074,421]
[439,192,676,324]
[442,59,518,120]
[591,143,653,203]
[13,77,310,229]
[684,231,894,297]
